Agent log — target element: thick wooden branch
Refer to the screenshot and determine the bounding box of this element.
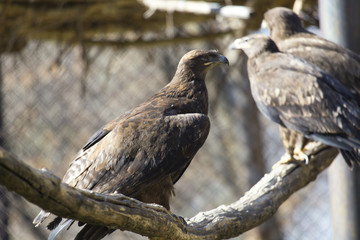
[0,142,338,239]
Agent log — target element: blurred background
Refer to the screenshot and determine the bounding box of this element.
[0,0,357,239]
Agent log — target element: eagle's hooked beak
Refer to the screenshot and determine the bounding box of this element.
[219,55,230,65]
[204,54,229,66]
[229,37,251,51]
[261,19,268,29]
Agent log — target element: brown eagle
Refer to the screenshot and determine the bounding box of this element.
[33,50,229,240]
[263,7,360,161]
[230,34,360,167]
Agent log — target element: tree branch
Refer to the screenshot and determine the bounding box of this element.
[0,142,338,239]
[141,0,253,19]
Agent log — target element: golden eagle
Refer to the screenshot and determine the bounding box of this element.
[263,7,360,162]
[230,34,360,167]
[33,50,229,240]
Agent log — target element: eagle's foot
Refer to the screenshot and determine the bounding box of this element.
[293,147,309,165]
[272,150,308,169]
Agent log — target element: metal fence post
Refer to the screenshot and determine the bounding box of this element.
[319,0,360,239]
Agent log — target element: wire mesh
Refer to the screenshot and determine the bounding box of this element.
[0,36,332,240]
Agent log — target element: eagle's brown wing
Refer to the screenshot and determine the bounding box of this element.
[278,36,360,99]
[276,37,360,159]
[251,51,360,166]
[44,111,210,240]
[72,113,210,240]
[64,111,210,196]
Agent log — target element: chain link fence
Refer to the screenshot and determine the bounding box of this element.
[0,35,332,240]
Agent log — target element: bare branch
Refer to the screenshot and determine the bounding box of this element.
[0,143,338,239]
[141,0,253,19]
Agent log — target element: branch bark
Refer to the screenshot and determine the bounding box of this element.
[0,142,338,239]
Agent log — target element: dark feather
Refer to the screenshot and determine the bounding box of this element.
[82,128,111,151]
[339,149,360,168]
[47,217,62,230]
[75,225,114,240]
